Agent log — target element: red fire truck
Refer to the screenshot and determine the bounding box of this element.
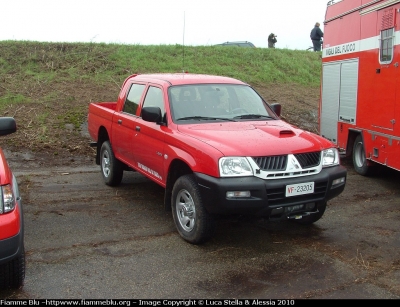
[320,0,400,175]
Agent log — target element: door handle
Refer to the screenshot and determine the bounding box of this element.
[136,126,140,131]
[118,119,122,124]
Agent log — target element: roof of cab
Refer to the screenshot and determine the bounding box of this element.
[125,73,248,86]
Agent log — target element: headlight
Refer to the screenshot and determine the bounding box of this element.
[0,184,15,214]
[322,148,340,167]
[219,157,253,177]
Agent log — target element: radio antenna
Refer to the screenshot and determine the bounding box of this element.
[182,11,185,72]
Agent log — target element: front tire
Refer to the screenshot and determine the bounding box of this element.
[353,134,374,176]
[100,141,123,186]
[171,174,215,244]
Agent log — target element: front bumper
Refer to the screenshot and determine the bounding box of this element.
[0,230,24,265]
[194,165,347,219]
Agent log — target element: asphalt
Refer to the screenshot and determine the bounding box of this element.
[1,154,399,299]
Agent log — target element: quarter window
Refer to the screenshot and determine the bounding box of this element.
[124,83,145,115]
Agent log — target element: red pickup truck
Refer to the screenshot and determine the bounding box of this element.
[88,73,347,244]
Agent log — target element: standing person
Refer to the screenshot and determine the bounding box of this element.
[310,22,324,51]
[268,33,277,48]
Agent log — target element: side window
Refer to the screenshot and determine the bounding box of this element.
[142,86,165,116]
[380,28,394,63]
[123,83,145,115]
[379,8,395,64]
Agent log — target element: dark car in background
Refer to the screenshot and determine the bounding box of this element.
[214,41,256,48]
[0,117,25,289]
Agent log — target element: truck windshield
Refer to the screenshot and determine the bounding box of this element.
[169,84,277,122]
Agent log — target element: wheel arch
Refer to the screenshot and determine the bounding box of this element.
[164,159,193,211]
[346,128,363,159]
[95,126,110,165]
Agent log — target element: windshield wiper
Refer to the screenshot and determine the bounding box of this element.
[233,114,275,120]
[177,116,236,121]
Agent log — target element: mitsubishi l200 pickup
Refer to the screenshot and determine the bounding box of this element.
[87,73,347,244]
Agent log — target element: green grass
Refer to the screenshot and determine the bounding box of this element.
[0,40,322,88]
[0,39,322,112]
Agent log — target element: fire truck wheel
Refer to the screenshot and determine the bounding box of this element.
[353,135,374,176]
[171,174,215,244]
[100,141,123,186]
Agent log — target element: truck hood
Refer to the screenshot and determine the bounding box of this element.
[177,120,334,156]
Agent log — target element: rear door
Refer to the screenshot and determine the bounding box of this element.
[111,82,146,165]
[131,85,167,186]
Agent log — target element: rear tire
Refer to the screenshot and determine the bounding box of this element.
[353,134,374,176]
[0,245,25,289]
[171,174,215,244]
[100,141,123,186]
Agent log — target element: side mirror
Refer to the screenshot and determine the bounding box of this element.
[0,117,17,136]
[270,103,281,117]
[141,107,162,123]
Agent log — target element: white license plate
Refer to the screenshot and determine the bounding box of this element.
[285,182,314,197]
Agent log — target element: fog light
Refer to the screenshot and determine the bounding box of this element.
[226,191,251,198]
[285,204,304,212]
[332,177,345,186]
[305,203,315,210]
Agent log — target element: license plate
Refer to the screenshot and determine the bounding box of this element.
[285,182,314,197]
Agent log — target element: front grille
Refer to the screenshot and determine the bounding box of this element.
[253,151,321,171]
[253,155,287,171]
[294,151,320,169]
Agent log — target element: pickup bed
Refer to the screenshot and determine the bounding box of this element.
[88,73,347,244]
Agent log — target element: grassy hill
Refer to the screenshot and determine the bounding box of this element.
[0,41,322,160]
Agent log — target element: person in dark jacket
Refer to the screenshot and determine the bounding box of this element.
[268,33,277,48]
[310,22,323,51]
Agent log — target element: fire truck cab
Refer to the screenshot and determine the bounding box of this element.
[321,0,400,175]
